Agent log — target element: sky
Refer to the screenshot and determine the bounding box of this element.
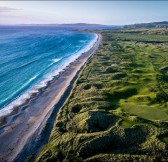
[0,1,168,25]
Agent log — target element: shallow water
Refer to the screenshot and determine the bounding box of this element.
[0,26,97,116]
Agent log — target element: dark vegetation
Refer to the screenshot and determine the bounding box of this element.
[36,28,168,162]
[124,21,168,29]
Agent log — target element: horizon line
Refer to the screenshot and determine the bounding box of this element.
[0,20,168,26]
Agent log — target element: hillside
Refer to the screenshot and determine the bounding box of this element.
[124,21,168,29]
[36,28,168,162]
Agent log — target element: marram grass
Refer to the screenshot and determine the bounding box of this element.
[36,29,168,162]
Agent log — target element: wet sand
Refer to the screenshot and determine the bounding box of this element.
[0,33,101,162]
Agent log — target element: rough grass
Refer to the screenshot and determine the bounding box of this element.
[36,29,168,162]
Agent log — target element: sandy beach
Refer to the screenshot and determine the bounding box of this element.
[0,33,101,162]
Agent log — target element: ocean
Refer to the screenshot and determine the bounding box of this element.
[0,26,97,117]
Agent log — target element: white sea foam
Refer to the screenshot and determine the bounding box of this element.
[49,58,62,66]
[79,40,86,43]
[0,33,98,118]
[52,58,61,63]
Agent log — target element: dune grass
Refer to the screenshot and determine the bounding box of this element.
[36,29,168,162]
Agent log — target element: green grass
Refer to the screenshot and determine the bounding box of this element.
[121,103,168,121]
[160,136,168,143]
[37,28,168,162]
[159,134,168,144]
[119,120,135,128]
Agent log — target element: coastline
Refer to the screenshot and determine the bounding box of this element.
[36,29,168,162]
[0,33,101,162]
[0,32,98,123]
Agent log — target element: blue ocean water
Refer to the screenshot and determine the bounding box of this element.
[0,26,97,116]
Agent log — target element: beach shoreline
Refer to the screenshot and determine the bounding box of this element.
[0,33,101,162]
[0,32,98,125]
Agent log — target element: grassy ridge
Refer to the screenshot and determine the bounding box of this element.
[36,29,168,162]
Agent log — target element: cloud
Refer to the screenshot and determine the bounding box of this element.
[0,7,28,24]
[0,7,23,13]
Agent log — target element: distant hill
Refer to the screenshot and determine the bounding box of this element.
[3,23,119,30]
[54,23,118,30]
[124,21,168,29]
[46,23,119,30]
[59,23,107,26]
